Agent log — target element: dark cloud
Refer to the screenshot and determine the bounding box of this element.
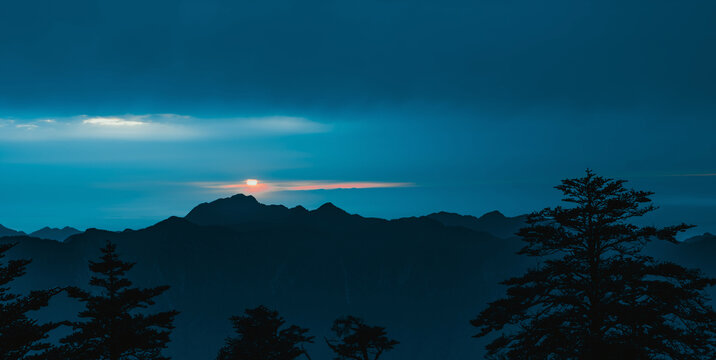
[1,0,715,116]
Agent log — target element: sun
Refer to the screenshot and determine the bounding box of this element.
[246,179,259,186]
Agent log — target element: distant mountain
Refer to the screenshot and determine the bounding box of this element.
[185,194,303,226]
[425,210,528,239]
[184,194,355,229]
[644,232,716,299]
[684,232,716,244]
[187,194,528,239]
[0,224,81,241]
[0,224,25,237]
[1,194,713,360]
[29,226,81,241]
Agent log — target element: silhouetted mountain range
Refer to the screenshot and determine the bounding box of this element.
[684,232,716,243]
[424,210,527,239]
[0,224,81,241]
[0,224,25,237]
[30,226,81,241]
[0,194,713,359]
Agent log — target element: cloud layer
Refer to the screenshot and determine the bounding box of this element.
[0,114,329,141]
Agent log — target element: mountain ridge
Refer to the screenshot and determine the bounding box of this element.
[0,224,26,237]
[2,194,521,360]
[1,194,713,360]
[29,226,81,242]
[424,210,528,239]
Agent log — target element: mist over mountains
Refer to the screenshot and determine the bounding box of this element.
[0,194,713,359]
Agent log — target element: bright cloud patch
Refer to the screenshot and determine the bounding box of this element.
[82,117,147,127]
[0,114,330,141]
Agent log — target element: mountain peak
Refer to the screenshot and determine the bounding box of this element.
[185,194,292,226]
[229,193,259,203]
[291,205,308,212]
[479,210,506,220]
[314,202,349,216]
[0,224,26,237]
[29,226,81,241]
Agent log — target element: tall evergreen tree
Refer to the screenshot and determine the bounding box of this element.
[61,241,178,360]
[326,316,398,360]
[472,171,716,359]
[0,242,61,360]
[216,305,313,360]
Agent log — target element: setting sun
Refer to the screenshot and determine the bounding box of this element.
[246,179,259,186]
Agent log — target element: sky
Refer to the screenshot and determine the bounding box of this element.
[1,0,715,237]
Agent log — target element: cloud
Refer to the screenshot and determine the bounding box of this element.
[0,114,193,141]
[82,116,147,127]
[193,180,414,194]
[239,116,330,134]
[0,114,330,141]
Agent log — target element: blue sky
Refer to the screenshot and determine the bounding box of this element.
[1,0,715,237]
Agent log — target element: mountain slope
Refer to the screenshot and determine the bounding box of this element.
[0,224,25,237]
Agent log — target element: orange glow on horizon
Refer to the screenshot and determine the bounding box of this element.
[194,180,413,194]
[285,182,411,191]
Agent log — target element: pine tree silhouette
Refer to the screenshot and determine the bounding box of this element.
[216,305,313,360]
[0,242,61,360]
[60,241,178,360]
[472,170,716,359]
[326,316,398,360]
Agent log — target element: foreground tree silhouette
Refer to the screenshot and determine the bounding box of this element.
[472,171,716,359]
[61,241,178,360]
[216,305,313,360]
[0,242,61,359]
[326,316,398,360]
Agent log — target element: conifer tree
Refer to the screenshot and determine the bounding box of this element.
[472,170,716,359]
[326,316,398,360]
[61,241,178,360]
[216,305,313,360]
[0,242,61,360]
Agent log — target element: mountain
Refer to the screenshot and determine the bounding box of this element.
[1,195,713,360]
[185,194,304,226]
[684,232,716,244]
[643,232,716,300]
[184,194,357,230]
[0,224,80,241]
[425,210,528,238]
[29,226,81,241]
[0,224,25,237]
